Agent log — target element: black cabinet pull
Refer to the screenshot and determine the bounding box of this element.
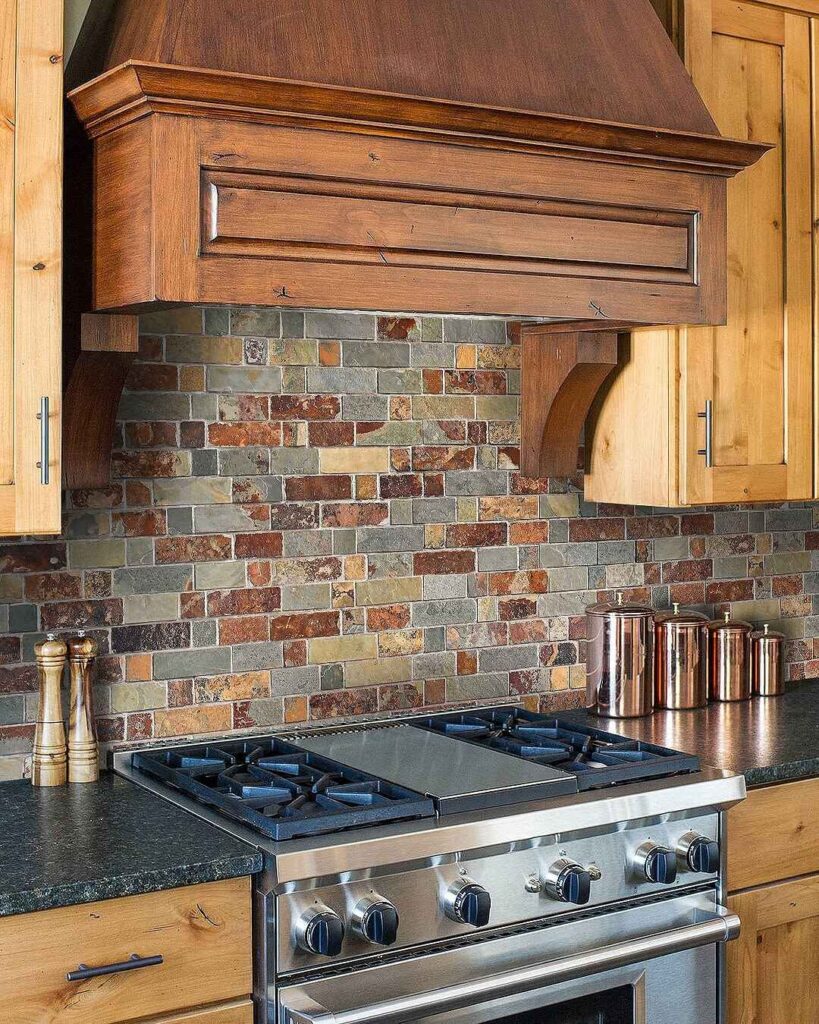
[66,952,164,982]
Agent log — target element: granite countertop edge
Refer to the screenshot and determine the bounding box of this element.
[0,850,263,918]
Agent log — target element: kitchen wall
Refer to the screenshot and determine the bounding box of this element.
[0,308,817,778]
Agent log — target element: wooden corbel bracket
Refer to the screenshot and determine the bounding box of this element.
[520,323,620,479]
[63,313,140,489]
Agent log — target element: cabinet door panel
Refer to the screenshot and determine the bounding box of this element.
[680,0,812,504]
[727,875,819,1024]
[0,0,62,535]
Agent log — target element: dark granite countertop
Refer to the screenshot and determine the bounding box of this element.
[565,678,819,788]
[0,773,262,917]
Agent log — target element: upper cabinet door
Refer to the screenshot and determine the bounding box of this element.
[0,0,62,536]
[680,0,813,504]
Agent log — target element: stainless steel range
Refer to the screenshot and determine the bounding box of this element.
[114,705,745,1024]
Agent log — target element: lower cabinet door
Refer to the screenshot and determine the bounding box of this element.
[0,878,252,1024]
[726,874,819,1023]
[147,1001,254,1024]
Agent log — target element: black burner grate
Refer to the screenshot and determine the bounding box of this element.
[132,737,435,840]
[413,708,699,790]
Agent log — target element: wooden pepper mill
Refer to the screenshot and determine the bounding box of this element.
[32,634,68,787]
[68,632,99,784]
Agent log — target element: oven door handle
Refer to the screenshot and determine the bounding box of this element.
[281,904,740,1024]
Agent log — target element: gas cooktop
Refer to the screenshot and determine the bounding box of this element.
[415,707,699,790]
[130,706,701,841]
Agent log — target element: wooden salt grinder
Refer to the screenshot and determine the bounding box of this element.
[32,635,67,786]
[68,632,99,784]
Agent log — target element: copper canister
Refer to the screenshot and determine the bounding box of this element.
[654,603,708,709]
[586,592,654,718]
[750,623,785,696]
[706,611,752,702]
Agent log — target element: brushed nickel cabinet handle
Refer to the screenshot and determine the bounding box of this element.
[697,399,713,468]
[35,395,49,485]
[66,952,164,982]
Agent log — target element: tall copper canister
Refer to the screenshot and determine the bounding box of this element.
[654,603,708,709]
[706,611,752,702]
[750,623,785,696]
[586,592,654,718]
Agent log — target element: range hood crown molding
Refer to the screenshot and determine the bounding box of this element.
[63,0,768,487]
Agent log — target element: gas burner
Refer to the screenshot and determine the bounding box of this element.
[416,708,699,790]
[132,738,434,840]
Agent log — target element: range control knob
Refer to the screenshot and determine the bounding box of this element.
[294,903,345,957]
[443,876,491,927]
[544,858,593,905]
[678,831,720,874]
[351,894,399,946]
[634,842,678,884]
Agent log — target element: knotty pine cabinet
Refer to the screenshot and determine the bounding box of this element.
[0,878,254,1024]
[725,776,819,1024]
[0,0,62,535]
[586,0,816,506]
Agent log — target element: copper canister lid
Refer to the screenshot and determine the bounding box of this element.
[655,602,708,625]
[748,622,785,643]
[706,610,753,633]
[586,591,653,617]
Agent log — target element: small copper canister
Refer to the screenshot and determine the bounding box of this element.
[706,611,752,702]
[654,604,708,709]
[750,623,785,696]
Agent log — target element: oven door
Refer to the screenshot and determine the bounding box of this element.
[277,891,737,1024]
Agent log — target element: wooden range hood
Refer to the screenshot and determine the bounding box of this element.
[64,0,766,486]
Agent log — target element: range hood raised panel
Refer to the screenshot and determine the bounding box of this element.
[64,0,767,487]
[72,62,755,322]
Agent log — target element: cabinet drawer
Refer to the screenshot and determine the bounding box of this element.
[148,1001,254,1024]
[728,777,819,891]
[0,877,252,1024]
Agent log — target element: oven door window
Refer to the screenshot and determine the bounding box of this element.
[475,984,633,1024]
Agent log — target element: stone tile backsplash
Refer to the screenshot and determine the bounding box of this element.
[0,308,817,778]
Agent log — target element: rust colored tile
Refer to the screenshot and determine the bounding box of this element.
[0,543,66,574]
[247,560,273,587]
[568,518,625,542]
[285,476,352,501]
[284,694,309,724]
[445,370,506,395]
[180,592,206,618]
[126,653,152,682]
[156,535,232,563]
[424,678,446,705]
[662,560,713,583]
[509,521,549,545]
[24,572,83,602]
[126,713,154,741]
[207,422,281,447]
[488,570,549,596]
[70,486,123,509]
[446,523,507,548]
[424,473,444,496]
[412,446,475,471]
[377,316,417,340]
[390,448,411,472]
[270,394,340,419]
[318,340,341,365]
[356,475,378,500]
[167,678,194,707]
[499,597,537,620]
[457,651,478,675]
[310,688,379,720]
[509,619,549,643]
[308,421,355,446]
[379,474,423,499]
[234,532,283,558]
[366,604,411,631]
[113,510,167,537]
[414,550,475,575]
[283,640,307,667]
[219,615,270,644]
[270,610,340,640]
[208,587,281,616]
[126,363,178,391]
[124,422,179,448]
[422,369,443,394]
[322,503,389,528]
[626,515,680,539]
[705,579,754,603]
